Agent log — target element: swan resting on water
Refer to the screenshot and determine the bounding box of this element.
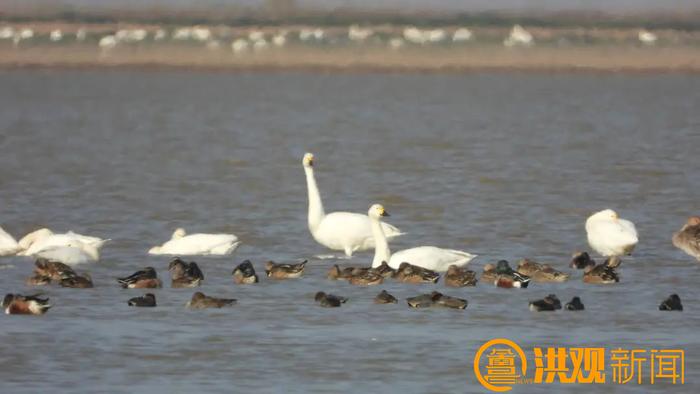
[148,228,240,256]
[0,226,21,256]
[303,153,403,256]
[368,204,476,272]
[585,209,638,259]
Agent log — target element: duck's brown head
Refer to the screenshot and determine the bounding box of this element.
[687,216,700,226]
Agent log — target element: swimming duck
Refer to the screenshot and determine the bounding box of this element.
[303,153,403,257]
[517,259,570,283]
[232,260,259,284]
[3,293,51,315]
[432,292,468,309]
[326,265,363,280]
[493,260,530,288]
[444,264,478,287]
[583,263,619,284]
[659,294,683,311]
[406,293,436,308]
[265,260,307,279]
[407,291,467,309]
[348,270,384,286]
[168,258,204,288]
[586,209,638,258]
[393,262,440,284]
[481,263,498,283]
[565,296,585,311]
[128,293,156,307]
[59,273,94,288]
[570,251,596,269]
[314,291,347,307]
[529,294,562,311]
[33,258,76,281]
[672,216,700,261]
[374,290,398,304]
[187,292,237,309]
[117,267,162,289]
[25,274,51,286]
[372,261,396,278]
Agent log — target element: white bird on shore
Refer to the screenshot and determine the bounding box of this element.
[586,209,638,258]
[368,204,476,271]
[98,35,117,51]
[76,28,87,41]
[49,30,62,42]
[504,25,534,47]
[148,228,240,256]
[638,30,657,45]
[302,153,403,257]
[231,38,249,54]
[452,28,473,42]
[0,226,21,256]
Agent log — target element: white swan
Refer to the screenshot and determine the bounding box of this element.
[368,204,476,272]
[0,226,21,256]
[17,228,54,251]
[148,228,240,256]
[303,153,403,256]
[586,209,638,257]
[19,230,108,256]
[36,241,101,266]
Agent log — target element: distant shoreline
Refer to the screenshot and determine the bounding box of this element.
[1,46,699,74]
[1,21,699,74]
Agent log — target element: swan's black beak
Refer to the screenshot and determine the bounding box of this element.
[381,211,390,217]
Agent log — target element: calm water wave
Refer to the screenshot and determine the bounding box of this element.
[1,70,699,393]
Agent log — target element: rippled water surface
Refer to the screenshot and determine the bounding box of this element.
[1,70,699,393]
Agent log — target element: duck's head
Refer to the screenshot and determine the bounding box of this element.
[446,265,460,275]
[495,260,511,273]
[570,251,595,269]
[314,291,326,302]
[544,294,562,309]
[687,216,700,226]
[302,153,314,168]
[2,294,16,308]
[144,293,156,302]
[483,263,496,272]
[368,204,390,219]
[191,292,206,302]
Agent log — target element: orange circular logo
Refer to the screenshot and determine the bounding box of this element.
[474,338,527,392]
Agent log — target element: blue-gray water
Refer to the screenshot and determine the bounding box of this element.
[0,70,699,393]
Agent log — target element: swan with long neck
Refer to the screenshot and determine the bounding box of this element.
[303,153,403,256]
[368,204,476,272]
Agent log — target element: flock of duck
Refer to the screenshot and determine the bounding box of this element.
[2,152,698,315]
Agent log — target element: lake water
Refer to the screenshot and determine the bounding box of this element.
[0,70,699,393]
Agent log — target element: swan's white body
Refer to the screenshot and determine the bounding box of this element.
[17,228,54,251]
[148,228,240,256]
[586,209,638,257]
[37,244,99,266]
[303,153,403,256]
[20,230,107,256]
[0,226,21,256]
[368,204,476,272]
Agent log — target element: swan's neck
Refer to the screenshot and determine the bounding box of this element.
[370,216,391,268]
[305,167,325,231]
